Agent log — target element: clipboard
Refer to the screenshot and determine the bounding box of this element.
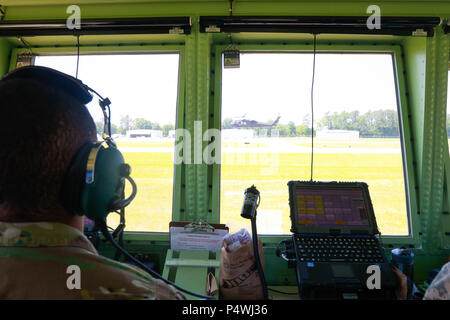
[169,221,229,252]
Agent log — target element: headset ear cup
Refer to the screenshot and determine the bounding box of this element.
[81,146,125,221]
[60,142,97,216]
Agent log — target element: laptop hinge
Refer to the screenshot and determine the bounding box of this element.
[350,230,370,235]
[329,229,341,236]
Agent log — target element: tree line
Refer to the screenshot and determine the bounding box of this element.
[223,109,402,137]
[96,111,450,139]
[317,109,400,137]
[95,115,175,137]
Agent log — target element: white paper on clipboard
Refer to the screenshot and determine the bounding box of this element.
[170,221,229,252]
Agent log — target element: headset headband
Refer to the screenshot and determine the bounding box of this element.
[2,65,116,147]
[1,65,93,105]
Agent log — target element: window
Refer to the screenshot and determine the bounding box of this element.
[36,53,180,232]
[220,52,409,236]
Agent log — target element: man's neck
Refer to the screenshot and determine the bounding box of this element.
[62,216,84,232]
[0,205,84,232]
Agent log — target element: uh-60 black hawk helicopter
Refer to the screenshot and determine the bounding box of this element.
[230,114,281,128]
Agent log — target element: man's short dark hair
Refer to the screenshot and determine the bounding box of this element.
[0,77,97,221]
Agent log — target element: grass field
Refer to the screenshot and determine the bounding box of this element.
[108,137,412,236]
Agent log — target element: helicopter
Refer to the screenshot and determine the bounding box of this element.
[230,114,281,128]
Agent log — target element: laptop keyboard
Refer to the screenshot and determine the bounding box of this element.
[295,236,384,263]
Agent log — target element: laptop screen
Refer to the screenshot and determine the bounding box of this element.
[295,187,369,228]
[288,181,379,235]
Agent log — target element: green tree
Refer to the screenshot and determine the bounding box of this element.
[162,123,175,137]
[274,123,289,137]
[222,118,233,129]
[296,124,310,136]
[317,109,399,137]
[288,121,296,137]
[94,121,103,136]
[134,118,153,129]
[110,123,118,135]
[152,122,161,130]
[119,115,133,134]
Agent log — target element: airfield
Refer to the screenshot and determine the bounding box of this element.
[107,137,419,236]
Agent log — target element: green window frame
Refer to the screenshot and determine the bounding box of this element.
[210,42,420,249]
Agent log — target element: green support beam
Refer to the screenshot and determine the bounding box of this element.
[421,26,449,254]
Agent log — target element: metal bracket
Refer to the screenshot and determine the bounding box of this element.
[412,28,428,37]
[205,25,221,33]
[15,52,35,68]
[169,27,184,34]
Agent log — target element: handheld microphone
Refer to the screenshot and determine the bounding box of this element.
[241,185,260,219]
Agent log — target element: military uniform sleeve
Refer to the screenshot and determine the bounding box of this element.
[423,262,450,300]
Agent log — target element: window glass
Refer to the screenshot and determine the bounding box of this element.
[36,54,180,232]
[221,52,409,236]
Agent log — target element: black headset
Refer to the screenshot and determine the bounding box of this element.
[0,65,137,221]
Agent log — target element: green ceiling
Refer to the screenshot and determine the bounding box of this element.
[0,1,448,19]
[2,1,446,48]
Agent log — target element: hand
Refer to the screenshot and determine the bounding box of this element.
[391,265,407,300]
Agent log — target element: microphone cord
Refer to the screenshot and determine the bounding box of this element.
[310,34,317,182]
[251,217,269,300]
[75,34,80,79]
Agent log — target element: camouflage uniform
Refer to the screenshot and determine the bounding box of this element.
[424,262,450,300]
[0,221,184,300]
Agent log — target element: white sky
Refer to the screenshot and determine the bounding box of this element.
[35,54,180,126]
[222,53,398,124]
[36,52,400,127]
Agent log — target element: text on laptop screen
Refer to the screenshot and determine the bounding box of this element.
[295,187,369,227]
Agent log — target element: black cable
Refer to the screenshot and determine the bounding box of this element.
[0,6,5,21]
[276,239,292,261]
[114,228,124,261]
[251,218,269,300]
[75,34,80,79]
[82,83,116,148]
[310,34,317,182]
[228,0,234,45]
[114,188,126,261]
[18,36,33,55]
[106,104,113,142]
[95,218,215,300]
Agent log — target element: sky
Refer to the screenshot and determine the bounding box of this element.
[37,52,401,127]
[35,54,180,126]
[222,53,398,124]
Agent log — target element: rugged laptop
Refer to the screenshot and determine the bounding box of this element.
[288,180,397,300]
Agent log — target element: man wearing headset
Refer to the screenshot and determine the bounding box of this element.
[0,66,184,300]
